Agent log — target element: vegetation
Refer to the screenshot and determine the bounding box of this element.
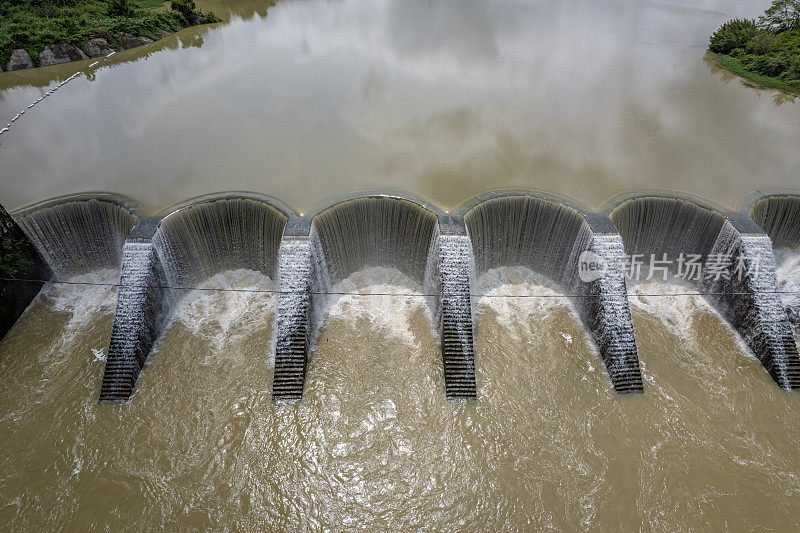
[709,0,800,94]
[0,238,32,279]
[0,0,220,69]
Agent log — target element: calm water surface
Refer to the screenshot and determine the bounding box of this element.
[0,0,798,211]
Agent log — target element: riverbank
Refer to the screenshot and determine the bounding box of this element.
[0,0,219,72]
[708,4,800,96]
[712,52,800,95]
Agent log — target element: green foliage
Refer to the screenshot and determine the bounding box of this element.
[170,0,219,24]
[0,238,32,279]
[717,53,800,94]
[746,30,780,54]
[709,2,800,94]
[107,0,134,18]
[759,0,800,32]
[170,0,197,24]
[709,19,758,54]
[0,0,218,68]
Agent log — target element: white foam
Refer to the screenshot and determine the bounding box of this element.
[628,281,753,358]
[474,266,589,346]
[40,268,119,330]
[319,266,435,347]
[774,250,800,310]
[171,269,276,358]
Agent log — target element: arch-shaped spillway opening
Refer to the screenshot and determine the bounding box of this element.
[291,196,449,397]
[610,195,800,390]
[0,197,138,341]
[100,196,288,402]
[16,197,139,279]
[465,196,590,288]
[610,197,726,278]
[750,195,800,328]
[310,196,439,292]
[153,197,287,288]
[464,195,643,393]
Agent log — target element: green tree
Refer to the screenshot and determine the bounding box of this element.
[709,19,758,54]
[759,0,800,31]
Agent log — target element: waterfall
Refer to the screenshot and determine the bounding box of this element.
[465,195,644,393]
[153,198,287,287]
[16,198,138,279]
[611,195,800,390]
[298,196,477,400]
[751,196,800,251]
[100,197,288,402]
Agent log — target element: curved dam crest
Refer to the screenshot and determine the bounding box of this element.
[1,190,799,402]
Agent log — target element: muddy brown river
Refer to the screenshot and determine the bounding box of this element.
[1,0,800,530]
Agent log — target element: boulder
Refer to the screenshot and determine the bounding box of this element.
[6,49,34,71]
[39,43,88,66]
[121,34,154,50]
[85,38,113,58]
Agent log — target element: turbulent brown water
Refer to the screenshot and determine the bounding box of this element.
[2,0,800,530]
[1,267,799,529]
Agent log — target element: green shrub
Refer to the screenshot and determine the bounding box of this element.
[170,0,197,24]
[0,239,32,279]
[709,18,758,54]
[746,30,779,54]
[107,0,134,18]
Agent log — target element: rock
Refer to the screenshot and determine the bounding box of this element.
[121,34,154,50]
[39,43,88,66]
[6,49,34,71]
[85,38,113,58]
[159,30,172,39]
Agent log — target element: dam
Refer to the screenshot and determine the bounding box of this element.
[1,190,798,402]
[2,0,800,529]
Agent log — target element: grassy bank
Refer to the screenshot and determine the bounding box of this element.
[709,1,800,95]
[714,53,800,94]
[0,0,219,69]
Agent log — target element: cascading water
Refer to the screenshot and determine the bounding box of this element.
[100,197,288,401]
[305,196,477,399]
[610,195,800,390]
[273,231,312,400]
[15,198,138,279]
[464,195,644,392]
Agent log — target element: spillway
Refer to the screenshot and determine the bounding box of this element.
[15,196,138,279]
[100,195,289,402]
[610,194,800,390]
[2,190,799,403]
[272,195,478,400]
[1,196,137,339]
[309,196,478,401]
[463,193,644,393]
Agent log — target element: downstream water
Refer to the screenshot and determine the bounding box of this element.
[2,268,800,529]
[2,0,800,530]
